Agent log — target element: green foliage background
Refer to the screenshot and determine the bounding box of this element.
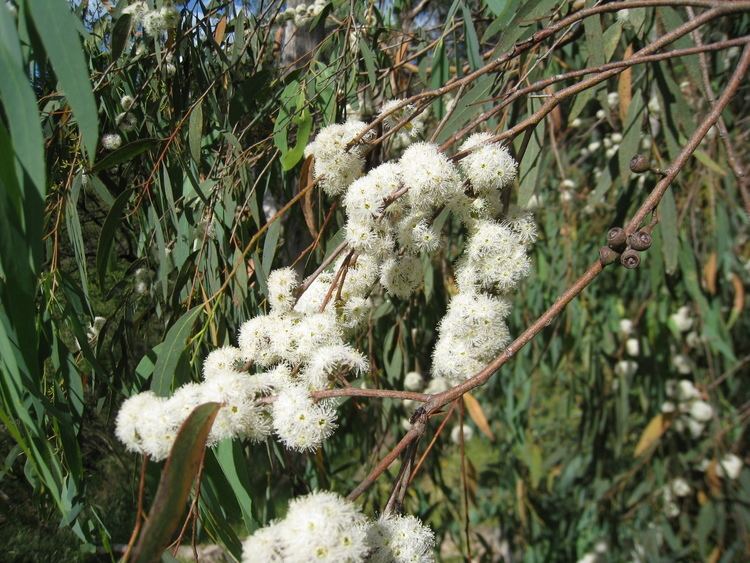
[0,0,749,560]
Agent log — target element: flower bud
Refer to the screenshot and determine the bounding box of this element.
[599,246,619,265]
[629,154,650,173]
[620,249,640,269]
[607,227,627,250]
[627,230,652,251]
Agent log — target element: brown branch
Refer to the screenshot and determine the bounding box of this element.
[346,41,750,503]
[311,388,430,402]
[452,6,738,160]
[347,0,750,148]
[440,35,750,151]
[686,6,750,214]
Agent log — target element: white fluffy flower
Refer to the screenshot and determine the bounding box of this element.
[202,346,244,380]
[661,401,676,414]
[614,360,638,377]
[284,492,369,562]
[379,99,424,138]
[504,212,538,245]
[116,112,138,132]
[366,514,436,563]
[688,399,713,422]
[115,391,165,455]
[341,296,372,329]
[676,379,700,402]
[345,217,394,256]
[716,454,743,480]
[380,256,423,298]
[143,6,178,36]
[619,319,634,335]
[399,142,462,210]
[450,424,474,444]
[672,353,692,374]
[459,220,532,292]
[272,385,337,451]
[102,133,122,150]
[295,273,333,315]
[268,267,300,313]
[241,523,285,563]
[199,371,265,444]
[339,254,380,301]
[241,492,368,563]
[404,371,424,391]
[305,121,371,196]
[670,478,691,497]
[122,1,148,23]
[238,315,277,367]
[344,162,402,219]
[431,293,511,384]
[670,306,694,332]
[459,132,518,194]
[300,344,368,390]
[424,377,450,395]
[626,338,640,357]
[410,221,442,254]
[120,95,135,110]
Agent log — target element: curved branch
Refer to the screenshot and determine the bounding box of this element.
[347,41,750,503]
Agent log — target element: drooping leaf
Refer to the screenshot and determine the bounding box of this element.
[130,403,221,563]
[150,306,204,396]
[634,414,669,457]
[90,138,160,173]
[110,13,132,59]
[96,189,132,288]
[27,0,99,163]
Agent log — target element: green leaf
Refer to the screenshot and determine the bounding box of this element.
[110,13,132,59]
[618,92,645,187]
[659,187,679,274]
[189,100,203,164]
[90,138,160,173]
[150,306,203,396]
[461,3,482,71]
[215,441,255,532]
[261,217,282,278]
[517,98,545,207]
[27,0,99,163]
[0,13,46,199]
[280,103,312,171]
[359,38,377,88]
[96,189,131,288]
[131,403,221,563]
[603,22,622,62]
[64,174,90,302]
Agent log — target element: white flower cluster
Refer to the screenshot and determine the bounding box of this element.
[367,513,436,563]
[115,263,373,457]
[661,477,691,518]
[705,453,744,480]
[661,379,714,438]
[123,2,179,36]
[613,317,640,377]
[102,133,122,150]
[433,214,534,384]
[116,94,138,132]
[305,115,531,386]
[304,120,373,196]
[241,491,435,563]
[115,348,288,460]
[279,0,327,28]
